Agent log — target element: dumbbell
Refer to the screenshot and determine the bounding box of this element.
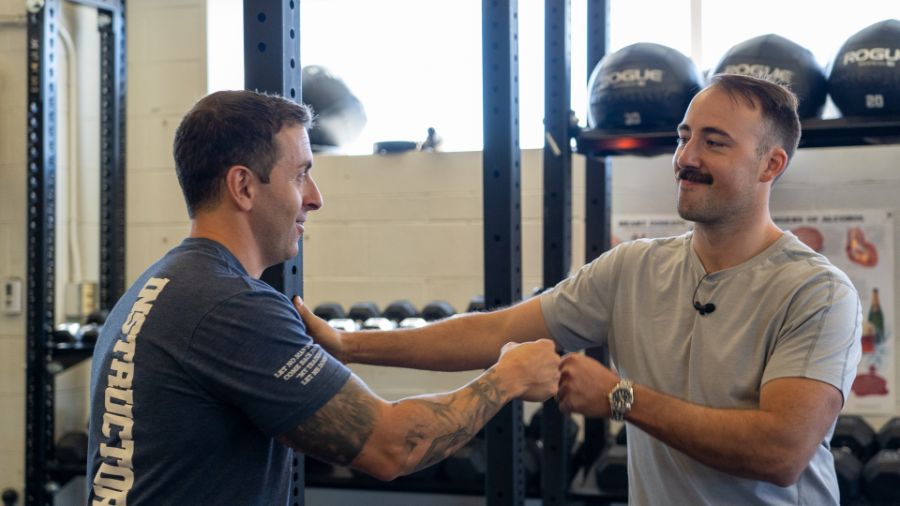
[327,318,358,332]
[594,444,628,495]
[76,323,101,344]
[313,302,346,321]
[382,300,418,322]
[832,446,863,503]
[398,317,427,328]
[525,408,578,452]
[2,488,18,506]
[85,309,109,326]
[51,323,79,345]
[55,431,88,464]
[523,408,578,491]
[421,300,456,321]
[348,302,384,331]
[320,303,356,332]
[467,295,486,313]
[832,415,878,462]
[379,300,420,330]
[348,302,380,322]
[877,417,900,450]
[863,449,900,505]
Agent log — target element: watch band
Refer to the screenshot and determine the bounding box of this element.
[609,378,634,421]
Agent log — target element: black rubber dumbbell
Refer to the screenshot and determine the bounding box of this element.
[313,302,346,321]
[85,309,109,326]
[347,302,380,322]
[832,415,878,463]
[2,488,18,506]
[526,407,578,451]
[594,444,628,495]
[831,446,863,503]
[863,449,900,505]
[75,323,101,344]
[877,417,900,451]
[467,295,486,313]
[382,300,418,323]
[55,431,88,464]
[378,300,420,330]
[523,408,579,492]
[421,300,456,321]
[51,323,79,346]
[348,302,391,330]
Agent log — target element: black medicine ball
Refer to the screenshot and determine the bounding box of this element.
[588,43,703,131]
[712,34,827,119]
[301,65,367,147]
[828,19,900,117]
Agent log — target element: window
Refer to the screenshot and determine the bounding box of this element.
[208,1,895,153]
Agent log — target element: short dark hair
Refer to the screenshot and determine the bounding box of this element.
[173,90,314,217]
[706,73,801,164]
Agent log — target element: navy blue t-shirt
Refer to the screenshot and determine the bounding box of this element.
[86,238,351,505]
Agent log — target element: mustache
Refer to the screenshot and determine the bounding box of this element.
[676,168,713,184]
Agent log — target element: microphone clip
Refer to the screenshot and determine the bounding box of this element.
[693,301,716,316]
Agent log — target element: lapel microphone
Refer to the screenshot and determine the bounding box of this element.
[692,273,716,316]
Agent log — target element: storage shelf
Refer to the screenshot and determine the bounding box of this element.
[576,116,900,157]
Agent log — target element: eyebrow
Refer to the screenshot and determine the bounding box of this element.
[677,124,734,141]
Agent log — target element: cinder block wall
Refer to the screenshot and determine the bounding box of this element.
[0,1,28,495]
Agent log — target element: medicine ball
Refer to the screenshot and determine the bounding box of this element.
[588,43,703,131]
[301,65,367,148]
[828,19,900,117]
[712,34,827,119]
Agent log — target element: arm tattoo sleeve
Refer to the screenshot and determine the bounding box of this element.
[277,376,378,465]
[403,368,506,471]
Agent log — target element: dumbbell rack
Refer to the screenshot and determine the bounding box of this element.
[24,1,127,505]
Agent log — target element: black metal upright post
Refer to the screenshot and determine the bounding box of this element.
[541,1,572,504]
[25,2,61,504]
[98,4,127,309]
[482,1,524,505]
[242,1,305,504]
[581,0,612,474]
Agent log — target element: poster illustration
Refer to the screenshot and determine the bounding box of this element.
[612,210,894,414]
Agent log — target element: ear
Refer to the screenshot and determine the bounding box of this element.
[759,147,788,184]
[223,165,256,212]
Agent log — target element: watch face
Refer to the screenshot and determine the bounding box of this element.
[611,388,632,405]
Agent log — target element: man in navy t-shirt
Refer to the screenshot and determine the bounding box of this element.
[86,90,562,505]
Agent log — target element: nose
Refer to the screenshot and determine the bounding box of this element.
[674,137,699,172]
[304,174,324,211]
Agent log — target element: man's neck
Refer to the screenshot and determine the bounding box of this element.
[692,213,783,274]
[190,215,265,278]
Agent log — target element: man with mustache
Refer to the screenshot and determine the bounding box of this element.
[85,90,561,505]
[298,74,861,504]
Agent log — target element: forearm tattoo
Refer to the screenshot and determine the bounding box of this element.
[404,368,506,471]
[277,378,378,465]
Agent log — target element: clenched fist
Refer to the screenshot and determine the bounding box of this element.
[557,353,619,417]
[496,339,561,402]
